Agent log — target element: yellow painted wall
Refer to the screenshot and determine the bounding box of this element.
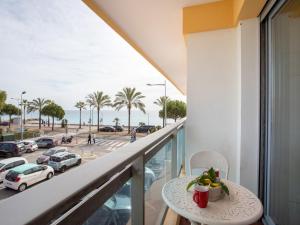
[183,0,234,34]
[183,0,266,34]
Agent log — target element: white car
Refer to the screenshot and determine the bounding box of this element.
[21,140,38,153]
[3,163,54,192]
[0,157,28,182]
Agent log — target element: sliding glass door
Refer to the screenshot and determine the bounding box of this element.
[261,0,300,224]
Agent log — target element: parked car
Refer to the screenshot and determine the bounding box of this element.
[100,126,116,132]
[0,157,28,182]
[136,125,156,133]
[35,138,58,148]
[83,194,131,225]
[113,125,123,132]
[0,121,9,126]
[0,142,26,157]
[48,152,81,172]
[3,163,54,192]
[36,147,67,164]
[83,167,155,225]
[21,140,38,153]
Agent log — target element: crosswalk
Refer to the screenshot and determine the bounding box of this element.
[93,138,128,150]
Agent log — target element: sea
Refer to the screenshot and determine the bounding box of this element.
[1,110,165,127]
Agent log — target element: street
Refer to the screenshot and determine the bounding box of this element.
[0,135,131,201]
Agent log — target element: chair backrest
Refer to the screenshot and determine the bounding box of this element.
[189,150,229,179]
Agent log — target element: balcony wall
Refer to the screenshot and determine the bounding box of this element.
[186,18,260,195]
[0,119,185,225]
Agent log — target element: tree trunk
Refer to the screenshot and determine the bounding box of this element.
[128,107,131,134]
[48,116,50,127]
[8,115,11,128]
[39,111,41,129]
[52,116,54,131]
[23,105,26,125]
[162,117,165,128]
[97,107,100,132]
[79,108,82,129]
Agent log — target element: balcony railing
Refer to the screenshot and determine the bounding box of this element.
[0,118,186,225]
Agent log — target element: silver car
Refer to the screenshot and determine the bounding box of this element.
[35,138,57,148]
[36,147,67,164]
[48,152,81,172]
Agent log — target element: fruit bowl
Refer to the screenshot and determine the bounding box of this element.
[209,186,224,202]
[186,167,229,202]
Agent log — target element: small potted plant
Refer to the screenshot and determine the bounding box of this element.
[186,167,229,201]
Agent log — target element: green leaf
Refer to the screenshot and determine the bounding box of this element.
[220,182,229,195]
[186,180,197,191]
[207,167,216,181]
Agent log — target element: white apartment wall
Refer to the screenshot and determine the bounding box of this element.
[186,28,241,182]
[186,18,260,194]
[240,18,260,195]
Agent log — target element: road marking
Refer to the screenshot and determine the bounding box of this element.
[93,139,128,149]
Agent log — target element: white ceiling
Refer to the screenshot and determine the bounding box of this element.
[90,0,219,94]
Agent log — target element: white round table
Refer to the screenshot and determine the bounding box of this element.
[162,176,263,225]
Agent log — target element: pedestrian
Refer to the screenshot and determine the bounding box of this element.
[130,128,136,143]
[92,133,96,144]
[88,133,91,144]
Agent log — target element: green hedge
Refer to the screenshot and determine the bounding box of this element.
[14,131,41,140]
[0,131,41,141]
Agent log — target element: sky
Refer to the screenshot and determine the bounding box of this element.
[0,0,185,111]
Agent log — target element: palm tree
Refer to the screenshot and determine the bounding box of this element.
[0,90,7,112]
[113,117,120,126]
[22,99,30,125]
[75,101,86,129]
[154,96,169,127]
[41,102,65,131]
[86,91,111,132]
[0,90,7,122]
[2,104,20,128]
[27,98,51,129]
[113,87,146,134]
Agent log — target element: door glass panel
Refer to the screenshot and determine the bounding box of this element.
[82,179,131,225]
[268,1,300,224]
[145,141,172,225]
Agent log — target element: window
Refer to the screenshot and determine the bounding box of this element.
[24,169,33,175]
[50,156,61,162]
[1,143,13,151]
[261,0,300,224]
[4,163,14,170]
[31,167,42,173]
[13,160,25,167]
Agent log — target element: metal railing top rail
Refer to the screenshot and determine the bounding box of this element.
[0,118,186,225]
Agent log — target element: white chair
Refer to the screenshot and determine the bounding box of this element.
[189,150,229,179]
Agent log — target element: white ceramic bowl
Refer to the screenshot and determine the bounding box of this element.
[209,186,224,202]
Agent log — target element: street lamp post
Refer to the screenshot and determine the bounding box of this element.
[11,91,26,140]
[147,81,167,127]
[89,105,92,134]
[20,91,26,140]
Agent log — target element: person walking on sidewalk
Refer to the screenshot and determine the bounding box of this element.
[92,133,96,144]
[88,133,92,144]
